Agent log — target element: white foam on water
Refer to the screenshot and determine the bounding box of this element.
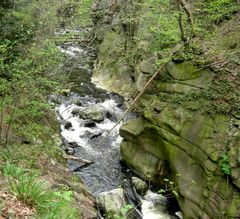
[56,97,124,151]
[141,191,173,219]
[57,46,76,56]
[57,45,87,57]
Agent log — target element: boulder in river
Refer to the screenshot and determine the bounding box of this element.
[82,120,96,128]
[131,177,148,195]
[65,147,75,155]
[96,188,128,217]
[79,107,105,122]
[71,107,80,115]
[64,121,72,130]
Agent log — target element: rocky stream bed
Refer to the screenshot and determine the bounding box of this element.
[50,28,183,219]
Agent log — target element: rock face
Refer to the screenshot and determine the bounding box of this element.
[92,0,240,218]
[91,0,140,97]
[120,113,240,218]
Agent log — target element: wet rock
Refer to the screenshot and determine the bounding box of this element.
[74,100,82,106]
[106,111,118,122]
[110,92,124,107]
[64,121,72,130]
[48,94,62,104]
[131,177,148,195]
[61,89,71,96]
[65,147,75,155]
[67,142,79,148]
[120,110,240,218]
[79,130,92,138]
[90,131,103,139]
[82,120,96,128]
[144,191,167,208]
[79,130,103,140]
[71,107,80,115]
[79,107,105,122]
[96,188,127,216]
[175,211,183,219]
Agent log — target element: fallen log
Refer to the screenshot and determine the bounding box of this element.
[63,155,93,164]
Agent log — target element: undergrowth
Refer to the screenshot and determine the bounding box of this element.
[2,164,79,218]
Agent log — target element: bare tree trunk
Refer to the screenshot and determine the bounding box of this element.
[177,0,187,42]
[0,97,5,145]
[179,0,193,27]
[4,97,18,147]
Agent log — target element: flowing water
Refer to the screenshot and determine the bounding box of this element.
[54,28,131,195]
[53,28,181,219]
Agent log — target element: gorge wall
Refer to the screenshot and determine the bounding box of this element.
[91,0,240,218]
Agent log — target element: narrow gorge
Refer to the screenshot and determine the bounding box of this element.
[0,0,239,218]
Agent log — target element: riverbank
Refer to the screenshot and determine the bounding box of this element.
[0,1,98,218]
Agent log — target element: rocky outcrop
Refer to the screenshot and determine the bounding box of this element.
[118,60,240,219]
[120,112,240,218]
[91,0,141,97]
[92,1,240,218]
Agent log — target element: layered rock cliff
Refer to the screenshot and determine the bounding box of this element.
[91,0,240,218]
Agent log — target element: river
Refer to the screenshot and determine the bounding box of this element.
[52,28,182,219]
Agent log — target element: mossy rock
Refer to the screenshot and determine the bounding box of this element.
[79,107,105,122]
[166,61,214,89]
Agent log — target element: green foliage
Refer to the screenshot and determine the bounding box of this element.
[2,164,79,218]
[146,0,181,51]
[220,154,231,175]
[158,174,196,200]
[201,0,240,24]
[0,0,68,146]
[122,0,182,52]
[158,70,240,116]
[3,164,52,208]
[106,204,134,219]
[120,204,134,215]
[57,0,94,27]
[76,0,95,27]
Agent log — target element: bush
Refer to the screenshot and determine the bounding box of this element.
[202,0,240,24]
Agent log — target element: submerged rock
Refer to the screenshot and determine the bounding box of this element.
[90,131,103,139]
[71,107,80,115]
[64,121,72,130]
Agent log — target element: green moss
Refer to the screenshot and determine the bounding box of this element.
[226,196,240,218]
[166,61,201,80]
